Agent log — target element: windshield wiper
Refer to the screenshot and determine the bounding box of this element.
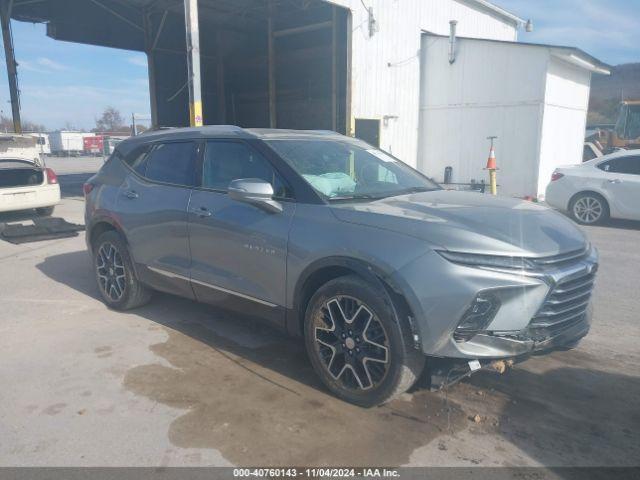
[328,193,389,201]
[383,186,436,198]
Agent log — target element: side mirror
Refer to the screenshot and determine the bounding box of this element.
[228,178,283,213]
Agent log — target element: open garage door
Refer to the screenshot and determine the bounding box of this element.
[148,0,352,131]
[221,1,351,133]
[10,0,351,133]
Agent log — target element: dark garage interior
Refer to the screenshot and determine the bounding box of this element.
[7,0,351,132]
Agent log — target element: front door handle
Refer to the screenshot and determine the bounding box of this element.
[123,190,139,199]
[607,179,622,184]
[190,206,212,218]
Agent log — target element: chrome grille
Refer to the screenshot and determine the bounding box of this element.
[529,246,590,268]
[529,264,597,335]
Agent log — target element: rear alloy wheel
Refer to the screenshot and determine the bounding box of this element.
[570,193,609,225]
[93,231,151,310]
[96,242,127,303]
[304,275,425,407]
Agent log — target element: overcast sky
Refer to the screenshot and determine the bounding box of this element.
[0,0,638,131]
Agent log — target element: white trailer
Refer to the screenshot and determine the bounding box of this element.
[25,133,50,155]
[417,34,610,199]
[48,131,85,156]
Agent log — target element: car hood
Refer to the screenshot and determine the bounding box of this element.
[330,190,587,257]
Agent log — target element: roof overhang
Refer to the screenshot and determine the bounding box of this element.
[550,48,611,75]
[467,0,525,26]
[422,32,611,75]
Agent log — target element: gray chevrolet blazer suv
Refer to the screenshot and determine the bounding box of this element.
[84,126,598,406]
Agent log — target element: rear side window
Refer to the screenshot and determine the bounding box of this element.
[143,142,198,186]
[598,156,640,175]
[122,145,151,175]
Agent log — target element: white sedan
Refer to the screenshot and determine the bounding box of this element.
[0,157,60,216]
[546,150,640,225]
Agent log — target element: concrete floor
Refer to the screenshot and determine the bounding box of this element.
[0,158,639,467]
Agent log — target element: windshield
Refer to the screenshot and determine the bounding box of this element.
[267,138,440,200]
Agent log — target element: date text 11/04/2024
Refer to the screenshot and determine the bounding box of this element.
[232,468,400,478]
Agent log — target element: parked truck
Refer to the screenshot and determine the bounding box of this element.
[49,131,85,156]
[83,135,104,156]
[103,135,127,155]
[25,133,51,155]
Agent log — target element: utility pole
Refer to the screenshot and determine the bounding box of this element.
[184,0,203,127]
[0,1,22,133]
[131,113,137,136]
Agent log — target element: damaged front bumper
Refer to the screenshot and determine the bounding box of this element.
[391,245,598,361]
[426,304,592,391]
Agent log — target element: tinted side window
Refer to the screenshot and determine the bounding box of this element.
[202,141,291,198]
[122,145,151,175]
[598,156,640,175]
[144,142,198,186]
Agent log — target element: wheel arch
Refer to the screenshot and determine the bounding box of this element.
[87,216,128,254]
[568,190,611,211]
[288,257,417,343]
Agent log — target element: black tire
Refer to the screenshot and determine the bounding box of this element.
[35,206,55,216]
[568,192,609,225]
[304,275,425,407]
[93,231,152,310]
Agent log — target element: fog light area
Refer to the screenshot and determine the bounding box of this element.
[454,293,501,342]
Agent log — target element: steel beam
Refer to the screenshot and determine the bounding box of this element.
[272,20,332,38]
[267,0,276,128]
[88,0,144,32]
[184,0,203,126]
[216,31,226,123]
[0,0,21,133]
[331,7,337,132]
[144,11,159,128]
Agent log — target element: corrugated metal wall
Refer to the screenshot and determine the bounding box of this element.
[418,35,593,199]
[537,57,591,197]
[326,0,518,166]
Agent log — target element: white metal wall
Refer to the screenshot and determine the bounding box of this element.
[418,36,548,196]
[537,57,591,197]
[325,0,519,166]
[418,36,595,199]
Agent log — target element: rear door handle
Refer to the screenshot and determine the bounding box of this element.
[190,206,212,218]
[123,190,139,199]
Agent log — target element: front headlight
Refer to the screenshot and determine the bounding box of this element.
[436,250,537,271]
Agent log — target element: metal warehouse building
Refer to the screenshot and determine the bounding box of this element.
[2,0,609,197]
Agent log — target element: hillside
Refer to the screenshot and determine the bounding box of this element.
[588,63,640,124]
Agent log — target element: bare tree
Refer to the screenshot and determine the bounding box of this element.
[94,106,128,133]
[0,115,46,133]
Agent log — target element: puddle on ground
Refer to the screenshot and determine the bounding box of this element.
[124,319,465,466]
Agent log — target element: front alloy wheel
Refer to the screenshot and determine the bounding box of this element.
[314,296,390,390]
[305,275,425,407]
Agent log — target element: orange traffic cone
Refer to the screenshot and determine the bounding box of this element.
[486,146,497,170]
[484,137,498,195]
